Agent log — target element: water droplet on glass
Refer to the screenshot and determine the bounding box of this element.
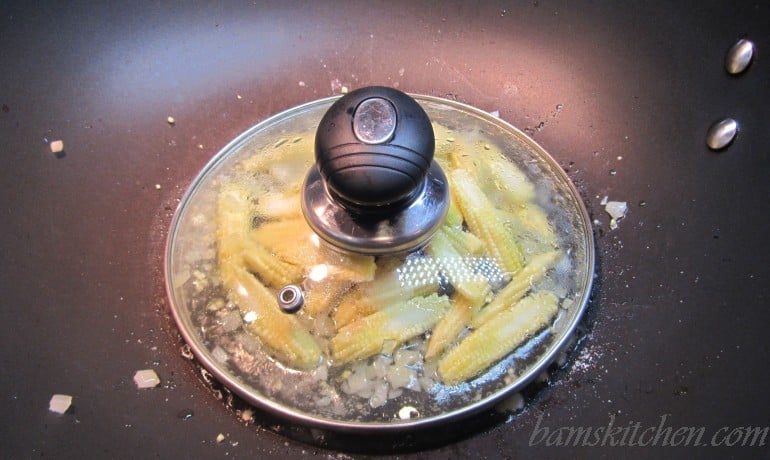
[725,39,754,75]
[705,118,738,151]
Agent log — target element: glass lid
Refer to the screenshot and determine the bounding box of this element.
[164,91,594,432]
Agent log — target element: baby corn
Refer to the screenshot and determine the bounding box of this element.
[439,224,485,256]
[252,218,375,283]
[450,169,524,274]
[303,280,351,317]
[478,152,536,207]
[426,227,491,305]
[241,239,303,288]
[438,291,559,384]
[332,272,437,328]
[445,195,464,227]
[425,296,482,361]
[331,294,450,364]
[471,250,561,328]
[224,265,322,369]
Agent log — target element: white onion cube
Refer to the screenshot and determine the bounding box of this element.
[49,140,64,153]
[49,394,73,414]
[133,369,161,389]
[604,201,628,220]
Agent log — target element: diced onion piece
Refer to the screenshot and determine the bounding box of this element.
[133,369,161,389]
[48,394,72,414]
[369,381,389,408]
[241,409,254,422]
[604,201,627,220]
[605,200,628,230]
[49,140,64,153]
[211,345,229,363]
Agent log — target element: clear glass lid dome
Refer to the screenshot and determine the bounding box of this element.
[164,93,594,431]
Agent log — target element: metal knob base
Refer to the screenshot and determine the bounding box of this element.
[301,161,449,255]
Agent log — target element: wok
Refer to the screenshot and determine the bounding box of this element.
[1,0,769,458]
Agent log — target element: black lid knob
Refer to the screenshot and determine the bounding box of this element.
[315,86,435,210]
[302,87,449,255]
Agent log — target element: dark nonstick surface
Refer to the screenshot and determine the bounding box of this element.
[2,1,768,458]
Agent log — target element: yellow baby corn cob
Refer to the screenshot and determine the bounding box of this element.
[449,145,535,209]
[445,196,464,227]
[241,239,303,288]
[216,184,257,281]
[216,184,253,242]
[216,184,320,368]
[252,218,376,283]
[332,271,438,328]
[224,265,322,369]
[426,228,491,305]
[331,294,450,364]
[216,188,301,288]
[251,218,309,250]
[425,296,483,361]
[332,286,373,328]
[432,123,473,170]
[316,249,376,283]
[303,280,352,316]
[495,206,558,252]
[450,169,524,274]
[254,190,303,221]
[438,291,559,384]
[448,142,476,171]
[511,204,558,248]
[470,250,561,328]
[439,224,485,256]
[477,151,535,207]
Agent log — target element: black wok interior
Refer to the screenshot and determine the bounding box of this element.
[2,1,768,458]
